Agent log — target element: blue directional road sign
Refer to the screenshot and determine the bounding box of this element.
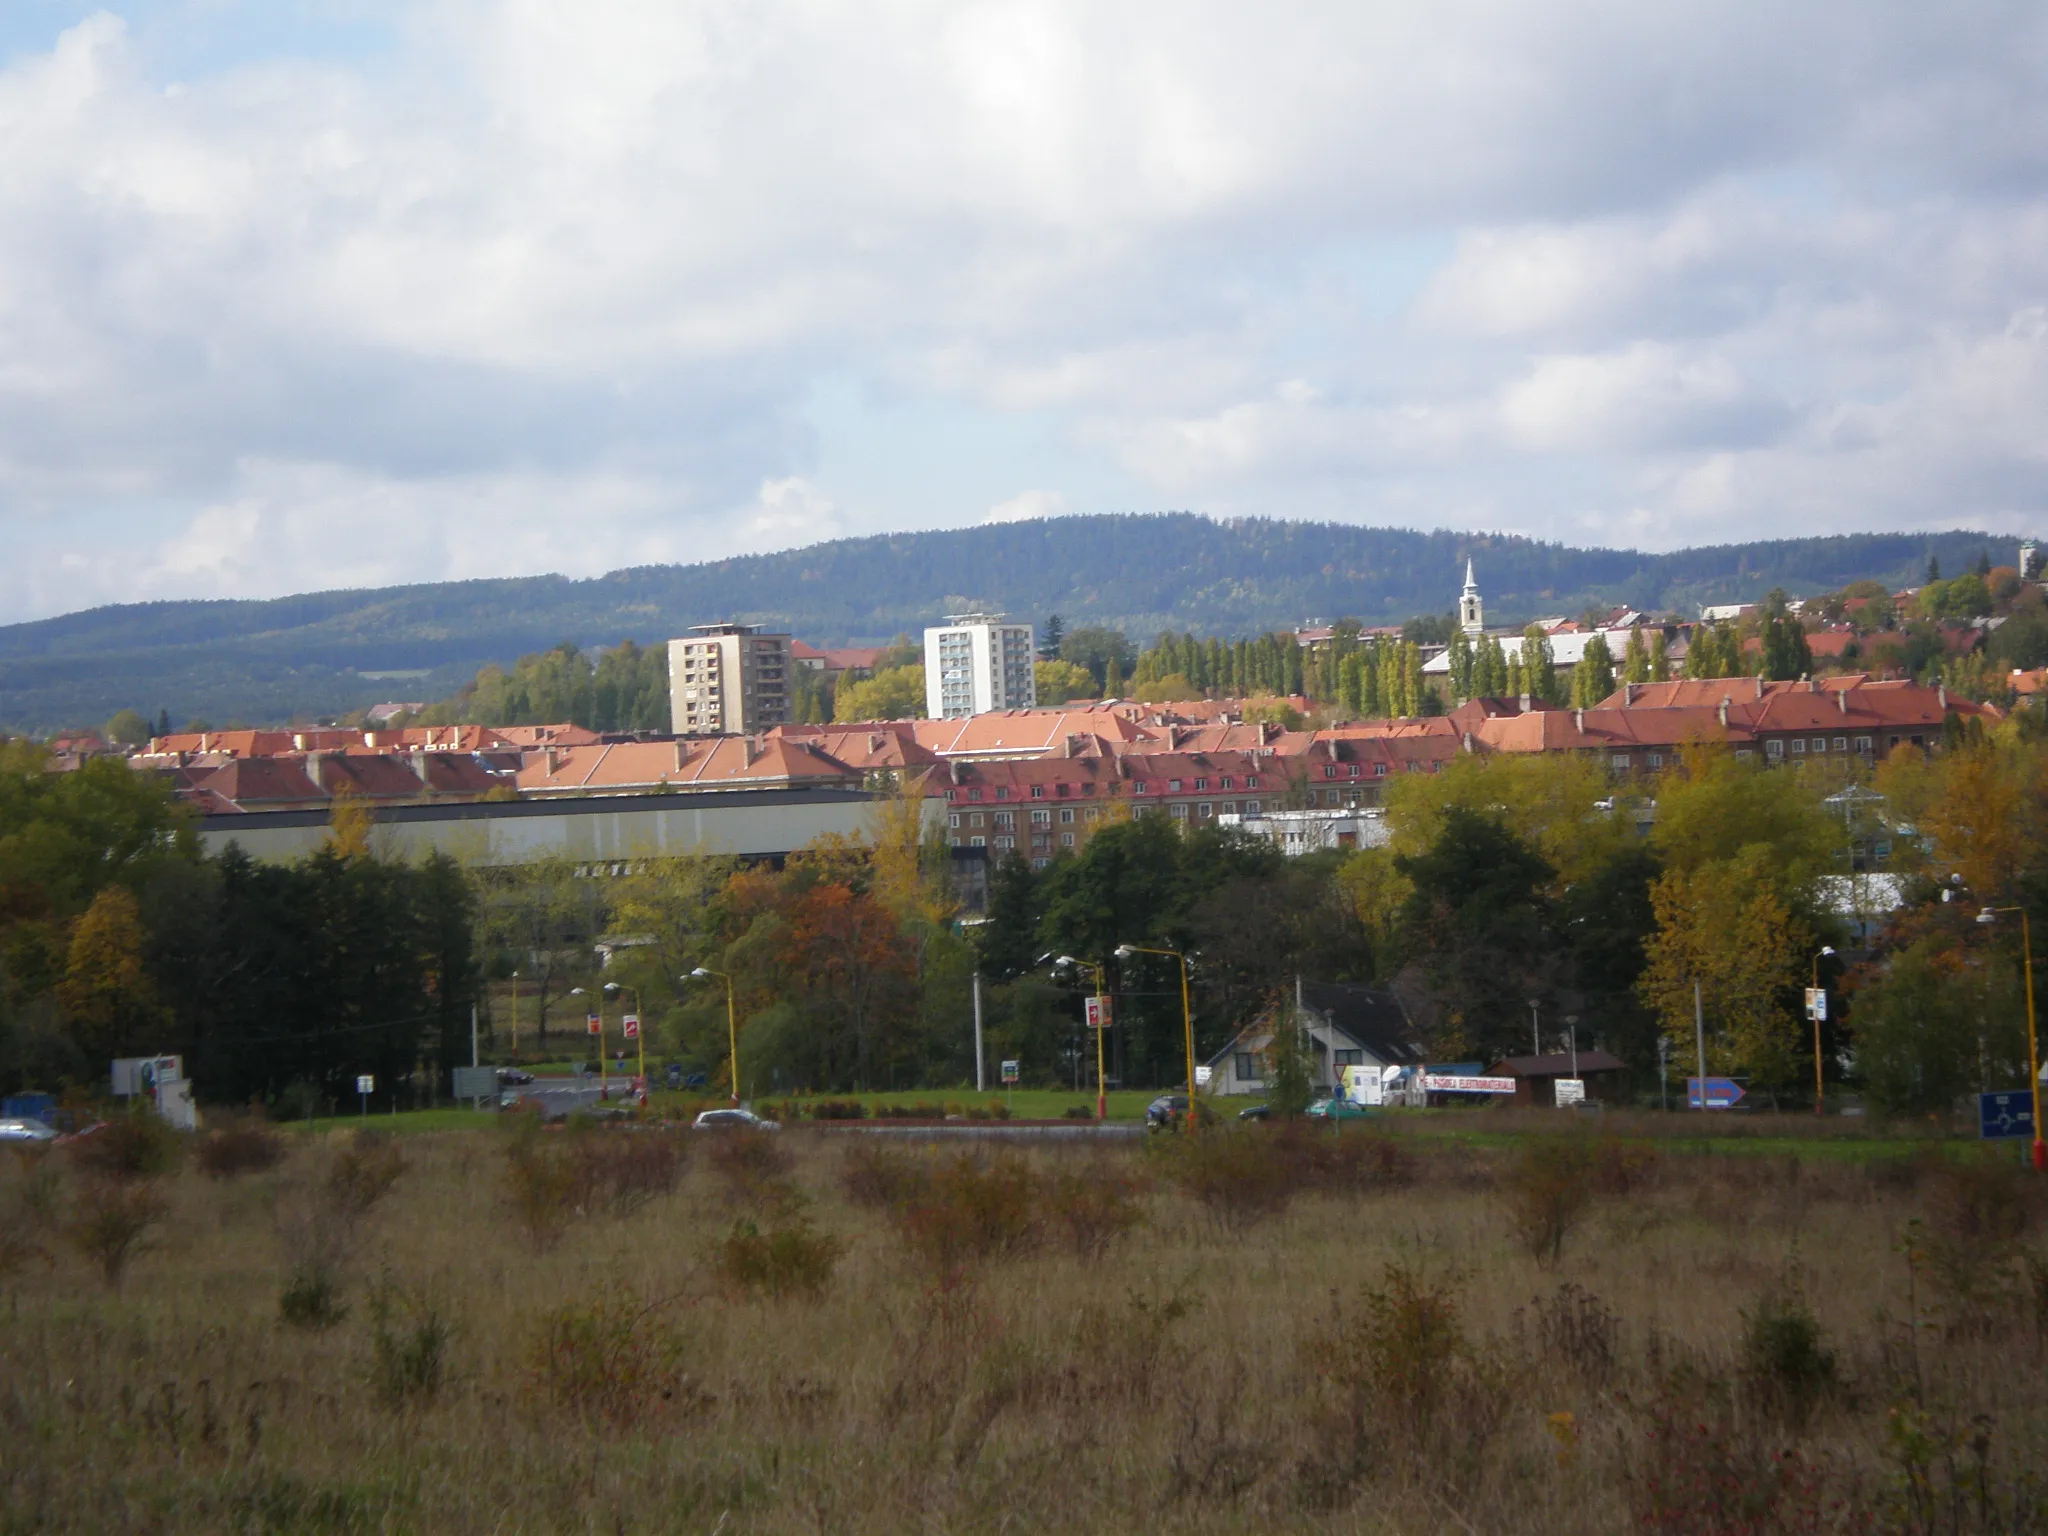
[1686,1076,1745,1110]
[1978,1090,2037,1141]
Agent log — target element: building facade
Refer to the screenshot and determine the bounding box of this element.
[923,614,1037,719]
[668,623,793,735]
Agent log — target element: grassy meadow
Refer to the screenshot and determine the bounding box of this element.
[2,1112,2044,1534]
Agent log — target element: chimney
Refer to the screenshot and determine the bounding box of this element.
[411,749,429,787]
[1717,697,1730,728]
[675,741,687,773]
[292,732,307,752]
[1462,730,1476,753]
[1837,688,1847,715]
[1754,677,1764,699]
[949,759,962,785]
[1938,684,1948,710]
[1518,692,1531,712]
[1805,675,1817,692]
[1622,684,1633,708]
[1573,708,1584,731]
[545,747,562,776]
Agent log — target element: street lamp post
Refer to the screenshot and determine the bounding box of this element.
[1117,943,1198,1133]
[1976,908,2042,1170]
[568,987,605,1098]
[1051,955,1110,1120]
[1809,946,1836,1116]
[604,981,645,1098]
[510,969,520,1062]
[689,968,741,1106]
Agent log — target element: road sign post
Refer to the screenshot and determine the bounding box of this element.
[1686,1076,1745,1110]
[1979,1089,2037,1142]
[1554,1078,1586,1107]
[356,1073,374,1118]
[1085,993,1111,1120]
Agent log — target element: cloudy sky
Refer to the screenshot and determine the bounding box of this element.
[3,2,2046,624]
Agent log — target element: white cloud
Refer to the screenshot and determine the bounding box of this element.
[2,2,2048,616]
[985,489,1067,524]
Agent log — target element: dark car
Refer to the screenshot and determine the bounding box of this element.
[496,1067,535,1086]
[1145,1093,1187,1130]
[1236,1102,1272,1122]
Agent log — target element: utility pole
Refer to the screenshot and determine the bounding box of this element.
[972,972,985,1093]
[470,1003,478,1070]
[1694,980,1707,1113]
[1529,999,1540,1058]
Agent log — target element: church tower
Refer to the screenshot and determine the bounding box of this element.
[1459,559,1484,636]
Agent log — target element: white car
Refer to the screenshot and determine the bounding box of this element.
[0,1117,58,1144]
[691,1107,779,1131]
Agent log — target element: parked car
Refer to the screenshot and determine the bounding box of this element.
[1145,1094,1216,1131]
[496,1067,535,1086]
[0,1117,58,1144]
[1305,1095,1372,1122]
[1236,1102,1272,1122]
[692,1107,779,1131]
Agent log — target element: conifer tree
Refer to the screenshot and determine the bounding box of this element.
[1623,626,1651,684]
[1648,630,1671,682]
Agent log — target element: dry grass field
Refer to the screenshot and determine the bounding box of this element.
[2,1114,2045,1535]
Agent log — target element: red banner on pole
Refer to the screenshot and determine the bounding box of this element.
[586,1014,602,1036]
[622,1014,640,1039]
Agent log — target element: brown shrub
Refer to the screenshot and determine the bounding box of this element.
[569,1128,686,1215]
[713,1217,844,1300]
[69,1111,184,1182]
[1500,1137,1596,1267]
[1919,1156,2034,1333]
[196,1123,287,1179]
[526,1284,693,1426]
[702,1125,795,1204]
[1156,1128,1296,1231]
[327,1130,408,1217]
[67,1179,167,1289]
[1042,1160,1146,1258]
[889,1154,1042,1276]
[839,1140,924,1208]
[1284,1125,1414,1196]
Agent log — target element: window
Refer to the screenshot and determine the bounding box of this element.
[1134,781,1149,795]
[1220,776,1234,790]
[1234,1053,1262,1082]
[1085,808,1099,822]
[996,786,1010,800]
[1648,752,1663,768]
[1611,754,1629,769]
[1170,804,1189,819]
[1245,800,1261,814]
[1374,762,1388,777]
[1222,801,1238,814]
[994,835,1014,850]
[1791,739,1806,755]
[1195,777,1209,791]
[1168,779,1183,792]
[1060,832,1075,847]
[969,813,984,828]
[1198,802,1213,818]
[1324,765,1338,779]
[968,788,983,801]
[1032,857,1050,870]
[970,836,985,847]
[1347,763,1360,778]
[993,811,1013,829]
[944,788,957,802]
[1736,749,1754,761]
[1333,1049,1364,1068]
[947,813,960,829]
[1059,807,1074,823]
[1030,808,1051,825]
[1056,783,1069,797]
[1031,785,1046,799]
[1246,775,1260,789]
[1855,736,1873,753]
[1833,737,1847,753]
[1811,738,1826,754]
[1766,740,1785,760]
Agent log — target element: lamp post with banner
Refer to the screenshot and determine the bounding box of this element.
[569,986,606,1097]
[1116,943,1199,1133]
[1807,946,1836,1115]
[688,968,742,1106]
[1052,955,1111,1120]
[1975,908,2042,1171]
[605,981,644,1098]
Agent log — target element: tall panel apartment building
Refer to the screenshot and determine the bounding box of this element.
[667,623,793,735]
[923,614,1037,719]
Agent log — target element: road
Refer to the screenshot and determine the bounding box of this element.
[503,1079,623,1118]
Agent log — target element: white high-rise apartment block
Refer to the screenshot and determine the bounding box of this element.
[923,614,1037,719]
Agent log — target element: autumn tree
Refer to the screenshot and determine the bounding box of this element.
[57,884,167,1062]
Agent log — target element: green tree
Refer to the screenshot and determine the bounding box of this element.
[1759,614,1813,681]
[1570,635,1615,708]
[1623,627,1651,684]
[1850,937,2025,1115]
[104,709,151,749]
[834,665,926,722]
[56,883,167,1062]
[1034,659,1096,704]
[1038,614,1065,661]
[1648,629,1672,682]
[1522,626,1561,704]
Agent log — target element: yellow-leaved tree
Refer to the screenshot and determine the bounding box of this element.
[57,884,168,1062]
[1638,745,1836,1086]
[1382,752,1632,889]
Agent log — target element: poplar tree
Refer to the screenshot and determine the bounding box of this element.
[1623,626,1651,684]
[1648,630,1671,682]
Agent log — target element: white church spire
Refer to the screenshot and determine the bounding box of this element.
[1459,560,1484,636]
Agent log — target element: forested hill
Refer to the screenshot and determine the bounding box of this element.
[0,515,2014,732]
